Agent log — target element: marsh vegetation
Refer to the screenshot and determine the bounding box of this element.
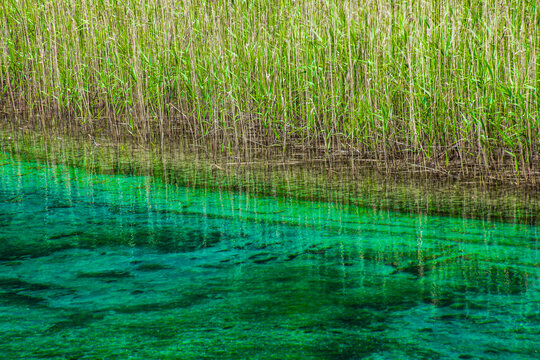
[1,0,538,180]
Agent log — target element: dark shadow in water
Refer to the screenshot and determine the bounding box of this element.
[0,238,78,261]
[0,291,47,307]
[0,278,74,309]
[76,270,133,279]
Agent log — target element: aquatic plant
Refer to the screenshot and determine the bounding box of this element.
[0,0,538,172]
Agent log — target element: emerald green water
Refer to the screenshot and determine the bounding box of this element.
[0,149,538,359]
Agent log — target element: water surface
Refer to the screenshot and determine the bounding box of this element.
[0,149,538,359]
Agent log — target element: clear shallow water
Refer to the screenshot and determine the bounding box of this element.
[0,151,538,359]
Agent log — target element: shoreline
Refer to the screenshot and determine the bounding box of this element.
[2,122,538,226]
[2,117,539,187]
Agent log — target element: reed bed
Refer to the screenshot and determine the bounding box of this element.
[0,0,538,171]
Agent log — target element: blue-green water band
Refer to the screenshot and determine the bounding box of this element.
[0,146,538,358]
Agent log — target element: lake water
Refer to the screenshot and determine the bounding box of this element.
[0,144,538,359]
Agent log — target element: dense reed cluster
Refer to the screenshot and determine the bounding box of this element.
[1,0,538,170]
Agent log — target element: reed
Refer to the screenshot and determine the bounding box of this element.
[1,0,538,171]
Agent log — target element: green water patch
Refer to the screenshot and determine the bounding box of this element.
[0,139,538,359]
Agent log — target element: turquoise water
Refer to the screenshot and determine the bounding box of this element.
[0,151,538,359]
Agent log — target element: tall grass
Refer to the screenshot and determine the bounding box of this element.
[0,0,538,170]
